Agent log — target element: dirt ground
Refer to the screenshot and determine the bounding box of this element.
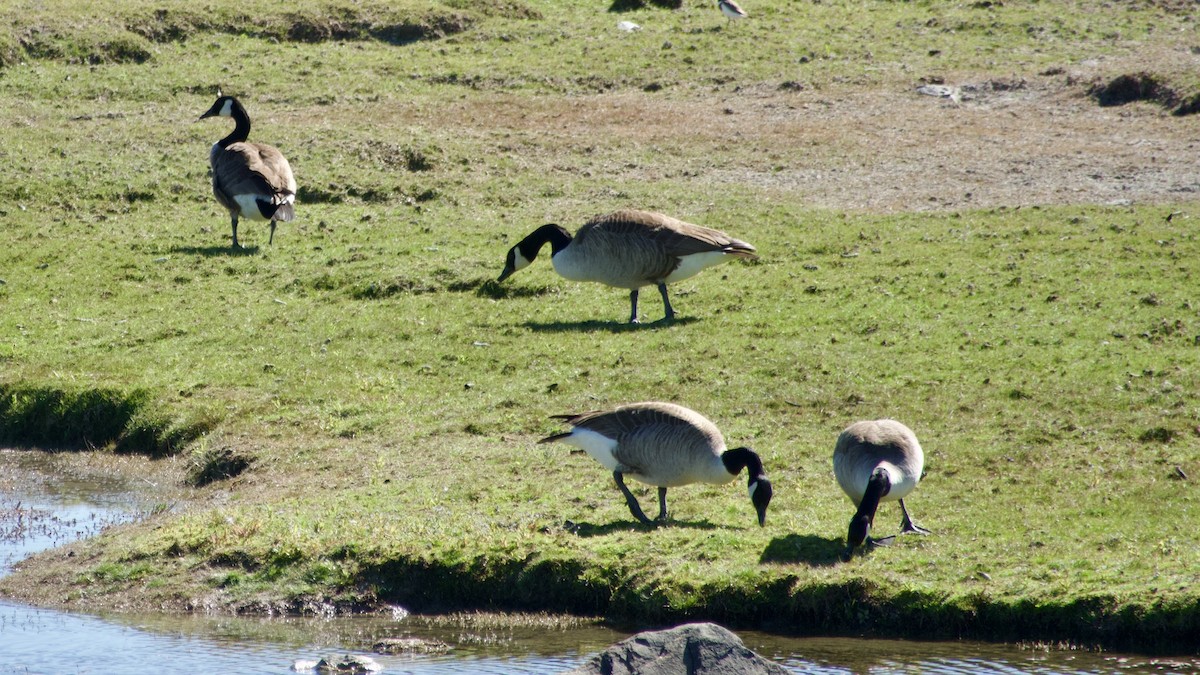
[744,77,1200,212]
[418,60,1198,214]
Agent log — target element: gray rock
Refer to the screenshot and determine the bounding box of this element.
[291,654,382,673]
[561,622,790,675]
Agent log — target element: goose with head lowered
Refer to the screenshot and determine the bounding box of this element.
[540,401,773,526]
[497,209,756,323]
[833,419,931,561]
[199,95,296,249]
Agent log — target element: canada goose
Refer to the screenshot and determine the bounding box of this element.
[199,95,296,249]
[833,419,931,561]
[497,209,757,323]
[540,401,773,526]
[718,0,748,22]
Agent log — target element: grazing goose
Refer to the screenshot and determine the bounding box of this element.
[540,401,773,526]
[833,419,931,561]
[496,209,757,323]
[199,95,296,249]
[718,0,749,22]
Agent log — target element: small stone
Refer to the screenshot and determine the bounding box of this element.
[310,654,381,674]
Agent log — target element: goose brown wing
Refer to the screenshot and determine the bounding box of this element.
[215,142,296,200]
[583,209,756,265]
[655,221,756,258]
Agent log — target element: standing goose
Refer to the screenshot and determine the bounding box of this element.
[199,95,296,249]
[496,209,757,323]
[540,401,773,526]
[833,419,931,561]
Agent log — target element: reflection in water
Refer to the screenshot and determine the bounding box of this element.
[747,634,1200,674]
[0,599,606,674]
[1,448,1198,675]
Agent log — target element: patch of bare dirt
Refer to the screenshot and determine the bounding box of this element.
[388,66,1198,213]
[706,78,1200,211]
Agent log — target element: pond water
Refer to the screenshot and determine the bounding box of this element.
[1,448,1197,675]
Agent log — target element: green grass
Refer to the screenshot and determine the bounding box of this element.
[0,0,1198,653]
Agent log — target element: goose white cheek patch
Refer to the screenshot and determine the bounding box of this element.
[748,481,758,500]
[512,249,532,272]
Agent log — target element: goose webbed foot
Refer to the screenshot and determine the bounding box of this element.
[841,535,893,562]
[899,499,931,535]
[844,533,892,559]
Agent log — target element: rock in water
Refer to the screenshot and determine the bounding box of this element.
[560,622,789,675]
[295,654,381,673]
[372,637,452,654]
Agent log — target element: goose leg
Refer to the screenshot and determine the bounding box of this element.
[655,487,669,522]
[628,290,640,324]
[657,283,675,321]
[269,219,277,245]
[613,471,653,524]
[230,215,241,249]
[899,499,932,535]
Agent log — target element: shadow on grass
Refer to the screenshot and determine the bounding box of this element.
[608,0,683,11]
[759,533,846,567]
[475,279,558,299]
[168,245,259,257]
[565,517,722,537]
[523,316,698,333]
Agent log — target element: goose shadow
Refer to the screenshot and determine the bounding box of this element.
[759,533,847,567]
[168,245,259,257]
[523,316,699,334]
[564,518,724,537]
[475,279,557,299]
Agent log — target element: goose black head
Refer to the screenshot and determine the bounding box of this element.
[844,513,872,560]
[841,467,891,561]
[749,476,773,527]
[497,244,532,283]
[199,95,240,121]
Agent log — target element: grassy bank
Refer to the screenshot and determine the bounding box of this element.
[1,0,1197,653]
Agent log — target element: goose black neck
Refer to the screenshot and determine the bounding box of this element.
[721,447,765,484]
[520,224,573,259]
[219,103,252,148]
[853,469,892,522]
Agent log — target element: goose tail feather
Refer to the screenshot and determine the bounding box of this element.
[272,201,295,222]
[538,432,574,444]
[723,239,757,259]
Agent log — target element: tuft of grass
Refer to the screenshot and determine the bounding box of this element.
[187,444,254,486]
[0,384,213,456]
